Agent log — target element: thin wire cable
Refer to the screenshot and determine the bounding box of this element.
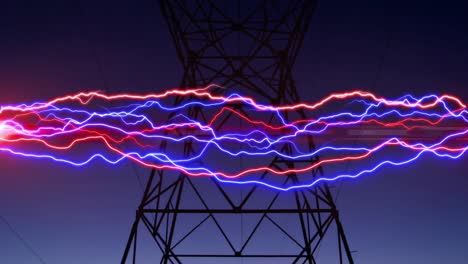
[75,0,145,191]
[0,215,47,264]
[335,11,394,203]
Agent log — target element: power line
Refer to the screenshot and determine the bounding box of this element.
[75,0,145,192]
[0,215,47,264]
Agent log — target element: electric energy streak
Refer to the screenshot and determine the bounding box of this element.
[0,85,466,191]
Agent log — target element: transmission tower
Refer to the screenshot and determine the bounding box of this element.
[122,1,354,263]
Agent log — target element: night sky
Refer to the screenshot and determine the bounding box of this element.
[1,0,468,263]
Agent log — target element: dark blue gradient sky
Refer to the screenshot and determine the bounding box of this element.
[1,0,468,263]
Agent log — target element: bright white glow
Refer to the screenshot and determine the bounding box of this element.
[0,122,15,139]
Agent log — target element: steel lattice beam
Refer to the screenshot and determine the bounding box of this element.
[122,1,354,263]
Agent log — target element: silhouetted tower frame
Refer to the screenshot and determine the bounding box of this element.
[123,1,354,263]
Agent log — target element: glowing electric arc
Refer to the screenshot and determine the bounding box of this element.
[0,86,466,191]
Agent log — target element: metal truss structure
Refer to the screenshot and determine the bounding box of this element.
[122,1,354,263]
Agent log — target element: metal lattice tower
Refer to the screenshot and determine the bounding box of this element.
[122,1,354,263]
